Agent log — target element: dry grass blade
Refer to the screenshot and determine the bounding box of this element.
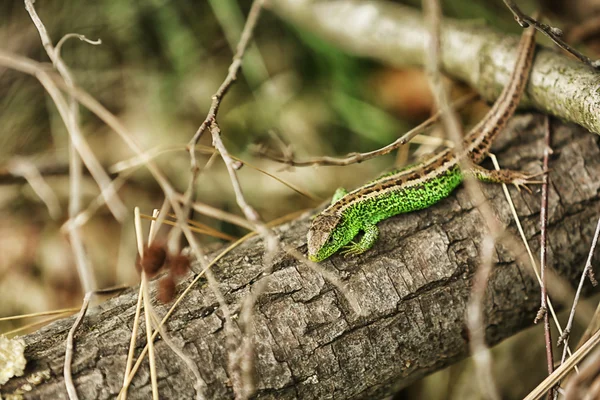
[139,213,238,242]
[0,308,80,322]
[121,284,144,400]
[117,207,308,398]
[523,327,600,400]
[133,207,159,400]
[489,154,574,365]
[3,313,75,336]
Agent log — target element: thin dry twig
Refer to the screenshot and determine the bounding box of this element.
[177,0,268,269]
[536,116,555,399]
[0,50,237,395]
[502,0,600,68]
[3,314,74,336]
[133,207,159,400]
[63,285,126,400]
[187,0,265,152]
[181,2,279,394]
[489,154,575,367]
[255,92,477,167]
[467,236,500,400]
[121,284,143,400]
[24,0,109,294]
[210,120,278,398]
[0,307,81,322]
[524,327,600,400]
[422,0,500,398]
[116,208,309,398]
[64,291,92,400]
[558,217,600,359]
[7,158,61,219]
[147,311,206,400]
[55,34,101,57]
[146,209,207,400]
[61,171,133,234]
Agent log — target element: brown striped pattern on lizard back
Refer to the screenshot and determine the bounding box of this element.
[326,149,457,215]
[465,24,537,164]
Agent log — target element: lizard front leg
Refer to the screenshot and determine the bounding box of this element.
[467,164,544,193]
[340,223,379,257]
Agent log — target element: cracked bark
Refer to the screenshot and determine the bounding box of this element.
[3,115,600,399]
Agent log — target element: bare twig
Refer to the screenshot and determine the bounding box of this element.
[133,207,159,400]
[180,3,277,394]
[121,284,143,400]
[536,116,555,399]
[24,0,110,294]
[0,308,80,322]
[558,217,600,358]
[3,314,74,336]
[0,163,70,184]
[64,291,92,400]
[502,0,599,68]
[422,0,500,397]
[146,209,206,400]
[0,51,236,394]
[187,0,265,152]
[490,154,576,368]
[524,327,600,400]
[7,158,61,219]
[467,236,500,400]
[61,171,133,234]
[256,93,477,167]
[0,39,234,399]
[55,34,101,57]
[63,285,126,400]
[209,120,278,398]
[147,311,206,400]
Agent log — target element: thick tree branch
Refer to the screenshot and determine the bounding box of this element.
[266,0,600,136]
[3,115,600,399]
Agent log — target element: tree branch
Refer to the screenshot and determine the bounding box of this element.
[3,115,600,399]
[266,0,600,136]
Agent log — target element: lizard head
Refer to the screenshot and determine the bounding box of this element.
[307,213,343,262]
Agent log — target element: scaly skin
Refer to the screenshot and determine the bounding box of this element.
[307,25,538,262]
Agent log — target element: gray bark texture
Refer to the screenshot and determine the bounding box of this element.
[2,114,600,399]
[267,0,600,136]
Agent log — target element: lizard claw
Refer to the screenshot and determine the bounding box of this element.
[511,170,548,194]
[341,242,363,257]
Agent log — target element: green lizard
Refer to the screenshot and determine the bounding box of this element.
[307,25,539,262]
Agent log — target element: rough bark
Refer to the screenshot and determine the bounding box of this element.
[2,115,600,399]
[267,0,600,137]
